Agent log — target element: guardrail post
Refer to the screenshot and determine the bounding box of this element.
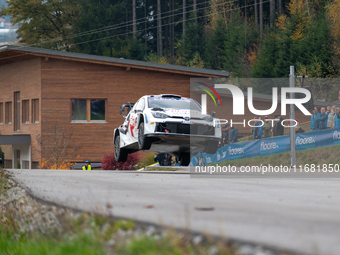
[289,66,296,168]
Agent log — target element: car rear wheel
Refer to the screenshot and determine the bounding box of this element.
[179,153,191,166]
[115,135,128,162]
[138,122,152,150]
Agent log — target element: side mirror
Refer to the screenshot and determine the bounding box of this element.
[212,112,216,117]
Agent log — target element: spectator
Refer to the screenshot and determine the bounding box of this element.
[229,126,238,143]
[263,116,272,138]
[221,124,230,146]
[330,105,337,128]
[310,107,320,131]
[335,108,340,128]
[250,117,258,134]
[326,105,333,129]
[164,154,172,166]
[273,114,284,136]
[295,119,305,133]
[316,107,328,130]
[253,118,263,139]
[82,160,92,170]
[154,153,171,166]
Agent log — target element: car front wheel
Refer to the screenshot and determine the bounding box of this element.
[115,135,128,162]
[138,122,152,150]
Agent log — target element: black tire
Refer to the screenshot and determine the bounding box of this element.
[179,153,191,166]
[206,140,219,154]
[115,135,128,162]
[138,122,152,150]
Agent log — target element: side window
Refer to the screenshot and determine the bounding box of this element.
[135,98,145,111]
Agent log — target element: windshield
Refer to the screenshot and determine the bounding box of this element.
[148,97,201,111]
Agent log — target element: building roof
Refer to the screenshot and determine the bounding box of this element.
[0,44,229,78]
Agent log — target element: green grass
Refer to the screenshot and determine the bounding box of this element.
[0,231,106,255]
[217,145,340,167]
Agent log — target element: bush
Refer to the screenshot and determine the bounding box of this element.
[101,151,140,170]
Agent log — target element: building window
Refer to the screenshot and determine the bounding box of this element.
[14,91,20,131]
[32,99,39,123]
[91,100,105,120]
[22,160,29,169]
[5,102,12,124]
[32,162,39,169]
[72,99,87,121]
[72,99,106,123]
[22,100,29,124]
[5,160,12,169]
[0,103,3,124]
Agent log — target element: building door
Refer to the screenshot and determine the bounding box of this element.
[15,150,20,169]
[14,91,20,131]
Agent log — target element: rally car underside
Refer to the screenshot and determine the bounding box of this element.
[120,133,219,156]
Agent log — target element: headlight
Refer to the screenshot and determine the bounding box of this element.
[152,112,170,118]
[202,115,213,122]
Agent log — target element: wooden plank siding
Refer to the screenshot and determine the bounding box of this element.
[41,58,194,163]
[0,57,42,163]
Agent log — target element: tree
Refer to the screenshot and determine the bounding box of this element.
[252,0,332,83]
[327,0,340,57]
[157,0,163,57]
[37,122,81,170]
[270,0,275,28]
[183,0,186,37]
[260,0,263,37]
[133,0,137,38]
[0,0,81,49]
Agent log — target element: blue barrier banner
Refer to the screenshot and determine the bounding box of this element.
[190,128,340,166]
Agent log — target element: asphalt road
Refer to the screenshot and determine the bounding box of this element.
[8,169,340,255]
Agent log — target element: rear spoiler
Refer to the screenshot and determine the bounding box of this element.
[119,102,135,117]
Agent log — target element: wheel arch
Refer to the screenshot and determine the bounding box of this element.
[113,129,120,144]
[137,113,144,128]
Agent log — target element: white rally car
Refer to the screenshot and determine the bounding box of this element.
[113,94,221,166]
